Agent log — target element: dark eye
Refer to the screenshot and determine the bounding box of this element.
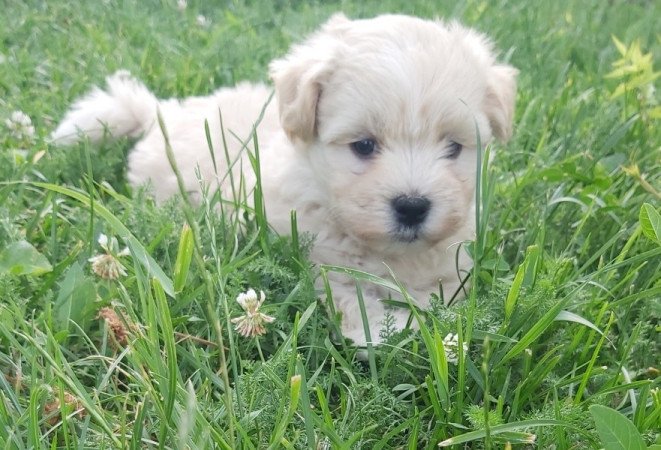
[446,140,463,159]
[350,139,377,157]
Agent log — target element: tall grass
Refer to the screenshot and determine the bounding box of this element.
[0,0,659,448]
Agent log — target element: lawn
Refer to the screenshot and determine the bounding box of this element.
[0,0,659,448]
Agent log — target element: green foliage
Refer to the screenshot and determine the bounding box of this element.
[606,36,661,122]
[590,405,647,450]
[640,203,661,244]
[52,262,96,334]
[0,240,52,276]
[0,0,659,448]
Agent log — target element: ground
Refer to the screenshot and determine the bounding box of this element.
[0,0,659,448]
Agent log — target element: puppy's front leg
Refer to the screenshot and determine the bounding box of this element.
[329,279,410,346]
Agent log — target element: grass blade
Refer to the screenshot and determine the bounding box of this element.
[173,223,194,293]
[438,419,581,446]
[27,181,175,296]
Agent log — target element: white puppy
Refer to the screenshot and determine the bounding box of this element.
[52,14,517,345]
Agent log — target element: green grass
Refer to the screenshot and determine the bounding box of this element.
[1,0,660,448]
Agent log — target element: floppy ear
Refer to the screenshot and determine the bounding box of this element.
[269,58,330,143]
[485,64,518,141]
[269,14,348,143]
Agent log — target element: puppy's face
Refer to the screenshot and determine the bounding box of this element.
[271,14,517,250]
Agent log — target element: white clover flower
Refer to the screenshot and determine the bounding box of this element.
[196,14,210,27]
[9,111,32,128]
[88,233,130,280]
[5,110,35,141]
[88,254,127,280]
[176,0,187,11]
[97,233,109,249]
[95,233,130,256]
[443,333,468,365]
[231,288,275,337]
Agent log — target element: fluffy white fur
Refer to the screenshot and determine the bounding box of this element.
[52,14,517,345]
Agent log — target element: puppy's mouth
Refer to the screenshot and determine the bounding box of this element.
[391,226,424,243]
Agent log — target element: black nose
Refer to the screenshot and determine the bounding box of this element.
[391,195,431,227]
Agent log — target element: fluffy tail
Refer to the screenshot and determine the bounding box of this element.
[51,70,158,145]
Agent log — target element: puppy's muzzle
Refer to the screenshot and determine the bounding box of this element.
[391,195,431,228]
